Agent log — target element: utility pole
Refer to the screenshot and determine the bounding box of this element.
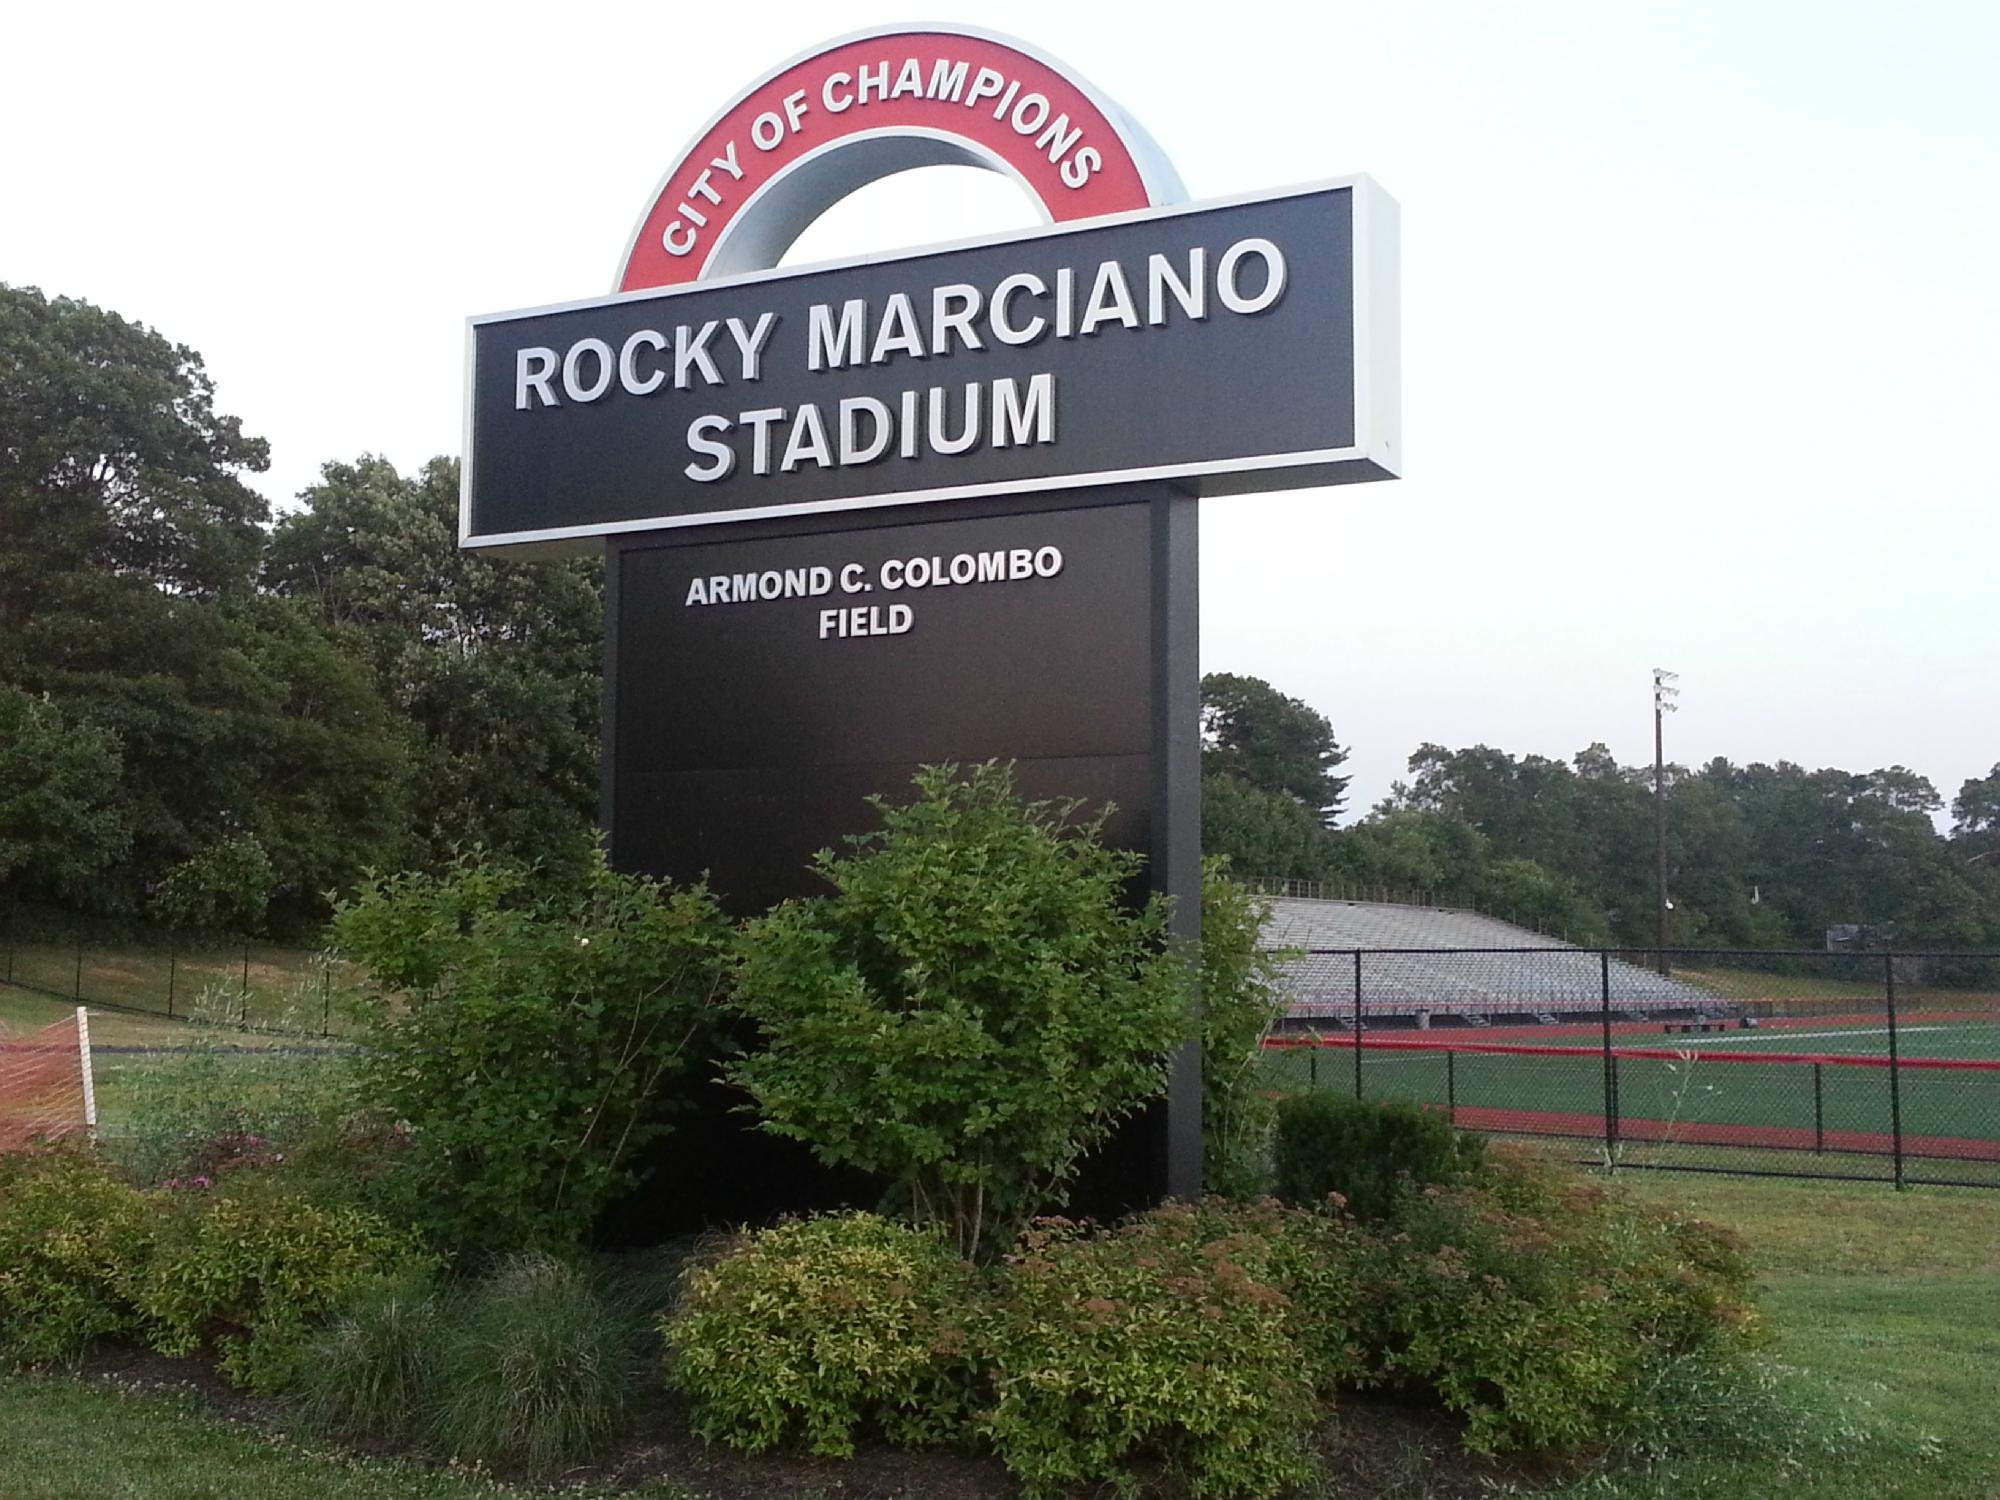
[1652,668,1678,976]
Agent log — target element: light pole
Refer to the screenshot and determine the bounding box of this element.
[1652,668,1678,975]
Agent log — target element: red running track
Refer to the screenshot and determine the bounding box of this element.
[1448,1104,2000,1163]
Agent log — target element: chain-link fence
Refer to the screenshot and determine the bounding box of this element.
[1263,949,2000,1188]
[1,925,352,1038]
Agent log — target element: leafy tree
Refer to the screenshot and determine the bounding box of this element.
[332,854,731,1253]
[266,456,603,889]
[149,834,275,933]
[0,285,269,624]
[0,685,127,904]
[1200,769,1332,880]
[1201,672,1350,825]
[727,764,1195,1260]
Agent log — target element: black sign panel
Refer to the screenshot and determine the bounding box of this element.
[610,495,1166,913]
[464,181,1395,548]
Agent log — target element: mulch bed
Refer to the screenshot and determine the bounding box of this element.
[70,1343,1528,1499]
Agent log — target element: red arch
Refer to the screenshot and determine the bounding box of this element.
[616,27,1181,292]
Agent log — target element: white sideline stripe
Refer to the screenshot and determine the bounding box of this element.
[1675,1026,1950,1044]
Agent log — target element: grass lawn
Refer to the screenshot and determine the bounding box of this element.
[1539,1174,2000,1500]
[0,1376,691,1500]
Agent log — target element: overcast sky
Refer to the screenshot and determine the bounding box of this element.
[6,1,1995,822]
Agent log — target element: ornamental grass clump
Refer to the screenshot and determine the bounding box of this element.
[291,1268,450,1446]
[427,1252,632,1478]
[728,763,1195,1261]
[665,1212,986,1457]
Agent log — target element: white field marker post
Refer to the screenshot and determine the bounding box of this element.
[76,1006,97,1129]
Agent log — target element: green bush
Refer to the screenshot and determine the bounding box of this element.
[427,1253,631,1478]
[291,1268,449,1445]
[1362,1150,1761,1454]
[728,763,1195,1260]
[665,1212,985,1458]
[332,853,731,1254]
[1272,1090,1484,1221]
[122,1186,421,1393]
[979,1205,1317,1500]
[0,1147,151,1366]
[1199,863,1291,1200]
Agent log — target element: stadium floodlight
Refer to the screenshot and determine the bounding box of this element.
[1651,669,1680,975]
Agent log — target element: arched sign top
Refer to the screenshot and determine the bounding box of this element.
[615,24,1186,292]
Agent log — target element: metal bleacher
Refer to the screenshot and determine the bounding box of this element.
[1259,898,1716,1026]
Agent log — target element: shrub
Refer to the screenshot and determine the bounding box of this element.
[1199,864,1291,1199]
[979,1206,1317,1500]
[122,1186,422,1393]
[428,1253,631,1478]
[291,1268,449,1445]
[332,853,731,1254]
[1362,1150,1761,1454]
[1272,1090,1483,1221]
[728,763,1195,1260]
[665,1212,985,1458]
[0,1146,151,1366]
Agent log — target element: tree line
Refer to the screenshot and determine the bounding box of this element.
[5,283,1995,950]
[1201,674,2000,951]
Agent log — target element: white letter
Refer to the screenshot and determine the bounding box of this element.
[725,312,778,381]
[990,273,1048,346]
[515,347,557,410]
[662,220,697,255]
[1033,546,1063,578]
[780,403,833,471]
[684,576,709,606]
[561,338,614,402]
[1009,93,1049,136]
[619,329,667,395]
[819,609,839,639]
[927,59,968,101]
[1217,237,1288,314]
[750,111,785,150]
[1079,260,1139,334]
[931,283,984,353]
[1035,112,1082,164]
[839,396,893,464]
[870,293,925,363]
[809,300,866,371]
[888,603,913,634]
[927,383,980,456]
[684,415,735,482]
[782,88,809,131]
[740,408,785,474]
[965,66,1003,108]
[674,321,723,388]
[1059,146,1101,189]
[840,562,866,592]
[891,59,924,99]
[857,61,889,104]
[822,72,853,112]
[1147,249,1207,325]
[993,373,1056,448]
[710,141,744,179]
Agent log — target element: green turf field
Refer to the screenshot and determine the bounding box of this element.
[1266,1013,2000,1187]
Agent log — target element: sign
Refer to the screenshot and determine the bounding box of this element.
[613,25,1185,289]
[463,180,1397,549]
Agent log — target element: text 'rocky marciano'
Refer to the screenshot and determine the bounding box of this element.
[680,545,1067,641]
[508,236,1288,483]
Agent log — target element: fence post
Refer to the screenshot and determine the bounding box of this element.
[1885,952,1905,1190]
[240,944,251,1030]
[166,948,176,1019]
[1813,1062,1824,1154]
[321,965,332,1037]
[1353,949,1364,1101]
[1600,950,1618,1165]
[74,937,84,1000]
[1446,1049,1457,1124]
[1309,1045,1317,1090]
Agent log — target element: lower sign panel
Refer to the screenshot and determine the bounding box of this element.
[610,495,1161,912]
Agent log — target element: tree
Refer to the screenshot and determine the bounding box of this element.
[266,456,603,888]
[1200,673,1350,825]
[0,285,269,626]
[0,686,128,904]
[727,764,1194,1260]
[1200,769,1332,880]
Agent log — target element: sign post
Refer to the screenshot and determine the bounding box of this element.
[463,24,1398,1218]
